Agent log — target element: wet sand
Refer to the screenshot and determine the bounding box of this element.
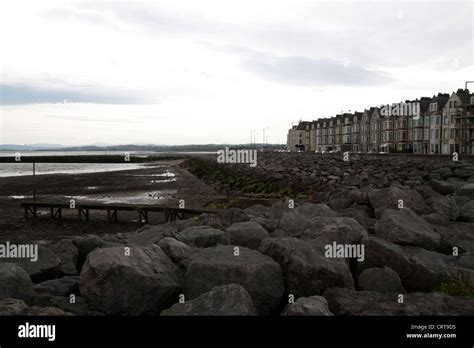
[0,159,224,243]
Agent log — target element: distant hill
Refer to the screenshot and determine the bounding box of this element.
[0,144,64,151]
[0,143,286,152]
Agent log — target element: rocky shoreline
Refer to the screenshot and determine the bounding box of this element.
[0,153,473,315]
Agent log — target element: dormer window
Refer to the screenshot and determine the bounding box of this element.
[429,103,437,112]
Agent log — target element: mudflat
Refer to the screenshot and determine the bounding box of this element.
[0,159,223,243]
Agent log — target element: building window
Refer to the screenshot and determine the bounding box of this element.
[430,103,437,111]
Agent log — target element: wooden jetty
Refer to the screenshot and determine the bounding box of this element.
[21,201,218,225]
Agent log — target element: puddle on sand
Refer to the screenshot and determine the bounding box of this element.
[129,171,175,178]
[150,178,176,183]
[9,195,29,199]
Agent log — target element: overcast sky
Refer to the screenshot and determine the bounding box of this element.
[0,0,472,145]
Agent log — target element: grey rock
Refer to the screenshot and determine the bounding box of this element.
[375,208,440,250]
[358,267,405,293]
[281,295,333,316]
[216,208,250,227]
[324,288,474,315]
[302,216,367,245]
[222,221,270,249]
[428,196,459,221]
[294,203,337,218]
[458,200,474,222]
[33,276,80,297]
[0,263,34,300]
[53,239,78,275]
[0,245,61,283]
[158,237,196,268]
[259,237,354,297]
[369,186,431,218]
[80,245,183,315]
[177,226,224,248]
[183,245,284,314]
[161,283,257,315]
[429,179,456,195]
[0,299,71,316]
[436,222,474,253]
[359,236,449,292]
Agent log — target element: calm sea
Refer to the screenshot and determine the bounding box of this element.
[0,151,156,177]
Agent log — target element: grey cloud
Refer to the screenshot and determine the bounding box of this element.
[44,1,472,71]
[0,83,154,105]
[241,51,393,86]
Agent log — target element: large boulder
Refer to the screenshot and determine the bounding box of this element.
[324,288,474,315]
[294,203,337,218]
[0,245,61,283]
[428,179,456,195]
[278,211,312,237]
[216,208,250,227]
[375,209,440,250]
[0,263,34,300]
[249,217,277,233]
[359,236,451,292]
[80,245,183,315]
[53,239,78,275]
[176,226,224,248]
[301,216,367,245]
[337,208,370,229]
[368,186,430,218]
[357,236,444,292]
[281,295,333,316]
[27,293,102,316]
[183,245,284,314]
[259,237,354,297]
[0,298,71,316]
[73,235,108,271]
[278,204,337,237]
[33,276,80,297]
[161,284,256,316]
[127,221,181,246]
[458,201,474,222]
[427,196,459,222]
[158,237,196,269]
[222,221,270,249]
[358,267,405,293]
[436,222,474,253]
[458,183,474,199]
